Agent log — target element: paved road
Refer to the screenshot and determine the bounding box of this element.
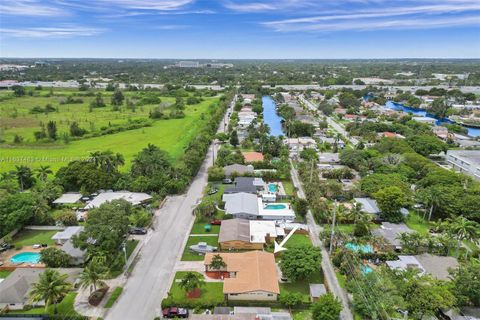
[290,160,353,320]
[298,95,359,146]
[106,96,235,320]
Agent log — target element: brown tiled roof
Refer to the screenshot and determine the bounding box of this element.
[204,251,279,294]
[242,152,264,163]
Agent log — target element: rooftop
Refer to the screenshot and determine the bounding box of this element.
[204,251,279,295]
[53,192,82,204]
[85,191,152,209]
[354,197,380,215]
[242,152,264,163]
[223,192,259,216]
[447,150,480,166]
[51,226,84,241]
[218,219,250,243]
[372,222,414,247]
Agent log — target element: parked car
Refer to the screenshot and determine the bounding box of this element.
[129,227,147,235]
[222,178,233,184]
[210,220,222,225]
[32,244,41,249]
[0,243,13,253]
[207,188,218,195]
[163,307,189,318]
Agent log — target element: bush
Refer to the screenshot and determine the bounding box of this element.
[208,166,225,181]
[40,247,71,267]
[54,210,78,226]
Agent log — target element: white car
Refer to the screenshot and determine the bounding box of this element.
[32,244,41,249]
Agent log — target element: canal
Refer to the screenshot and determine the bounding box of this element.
[385,101,480,137]
[262,96,284,136]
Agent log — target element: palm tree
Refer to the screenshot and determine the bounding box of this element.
[445,216,480,256]
[14,165,34,191]
[89,150,124,174]
[79,260,108,294]
[35,165,53,182]
[29,269,72,313]
[209,254,227,270]
[179,272,205,297]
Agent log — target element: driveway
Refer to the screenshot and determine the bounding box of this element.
[105,96,235,320]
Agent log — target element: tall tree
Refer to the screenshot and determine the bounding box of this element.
[111,89,125,106]
[29,269,72,312]
[230,130,239,147]
[15,165,35,191]
[209,254,227,270]
[35,165,52,182]
[279,245,322,281]
[179,272,205,297]
[311,293,343,320]
[46,120,57,140]
[79,260,108,293]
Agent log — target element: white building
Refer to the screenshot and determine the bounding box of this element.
[85,191,152,209]
[446,150,480,180]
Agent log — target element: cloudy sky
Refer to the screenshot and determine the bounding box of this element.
[1,0,479,58]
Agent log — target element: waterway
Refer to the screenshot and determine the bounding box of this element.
[385,100,480,137]
[262,96,284,136]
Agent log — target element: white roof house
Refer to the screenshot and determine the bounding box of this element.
[85,191,152,209]
[53,192,82,204]
[223,192,260,218]
[354,197,380,215]
[249,220,284,243]
[51,226,84,244]
[386,255,426,274]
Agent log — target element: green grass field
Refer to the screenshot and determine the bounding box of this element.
[0,270,12,279]
[181,235,219,261]
[13,229,57,246]
[0,89,220,172]
[104,286,123,308]
[280,269,324,303]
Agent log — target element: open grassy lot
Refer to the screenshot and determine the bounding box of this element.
[181,235,219,261]
[13,229,57,246]
[280,269,324,303]
[163,272,224,307]
[0,90,220,172]
[11,292,81,316]
[405,211,431,234]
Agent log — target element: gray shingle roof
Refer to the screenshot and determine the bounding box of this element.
[218,219,251,243]
[223,193,259,216]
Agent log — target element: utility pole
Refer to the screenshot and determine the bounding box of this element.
[329,200,337,254]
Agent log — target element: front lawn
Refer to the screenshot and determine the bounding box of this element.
[163,272,224,308]
[190,222,220,235]
[13,230,57,247]
[126,239,139,259]
[11,292,81,317]
[181,235,219,261]
[0,270,12,279]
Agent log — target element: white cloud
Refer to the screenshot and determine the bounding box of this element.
[154,24,190,30]
[0,0,67,16]
[1,26,105,38]
[92,0,194,11]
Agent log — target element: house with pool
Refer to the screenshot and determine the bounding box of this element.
[223,192,295,222]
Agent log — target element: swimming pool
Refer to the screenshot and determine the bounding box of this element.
[10,252,41,264]
[265,203,287,210]
[361,265,373,274]
[268,183,277,193]
[345,243,374,253]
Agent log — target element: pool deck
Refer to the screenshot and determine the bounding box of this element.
[264,181,287,196]
[0,246,46,269]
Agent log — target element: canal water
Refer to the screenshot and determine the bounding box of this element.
[385,101,480,137]
[262,96,284,136]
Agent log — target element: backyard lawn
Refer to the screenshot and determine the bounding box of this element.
[285,234,312,248]
[11,292,81,316]
[280,269,324,303]
[405,212,431,234]
[181,235,219,261]
[13,230,57,247]
[163,272,224,307]
[282,180,295,196]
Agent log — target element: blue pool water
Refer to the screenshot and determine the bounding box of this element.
[268,183,278,193]
[10,252,41,264]
[265,203,287,210]
[262,96,284,136]
[361,265,373,274]
[385,101,480,137]
[345,243,374,253]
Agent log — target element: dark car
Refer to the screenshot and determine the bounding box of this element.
[210,220,222,225]
[0,243,13,253]
[129,227,147,235]
[163,307,189,318]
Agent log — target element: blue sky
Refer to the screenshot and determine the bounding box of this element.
[1,0,479,58]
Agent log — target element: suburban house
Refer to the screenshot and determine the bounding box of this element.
[218,219,284,250]
[84,191,152,209]
[51,226,83,245]
[223,193,295,222]
[372,222,414,250]
[446,150,480,181]
[53,192,83,205]
[354,197,408,218]
[386,254,459,280]
[318,152,340,164]
[224,177,265,195]
[412,116,436,125]
[223,193,259,219]
[0,268,82,310]
[431,126,451,140]
[204,251,280,301]
[223,164,254,178]
[242,152,264,163]
[51,227,86,265]
[283,137,317,153]
[318,137,345,149]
